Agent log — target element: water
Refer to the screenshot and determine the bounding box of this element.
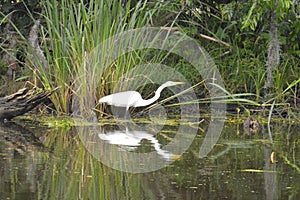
[0,119,299,199]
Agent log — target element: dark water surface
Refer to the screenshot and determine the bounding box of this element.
[0,119,299,199]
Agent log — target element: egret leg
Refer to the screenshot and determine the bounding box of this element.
[124,108,129,120]
[124,108,129,133]
[125,107,130,120]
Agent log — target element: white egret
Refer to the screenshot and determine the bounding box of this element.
[99,81,185,116]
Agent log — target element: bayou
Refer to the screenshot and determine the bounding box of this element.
[0,1,299,199]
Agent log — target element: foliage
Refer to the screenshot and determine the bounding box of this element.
[241,0,294,30]
[0,0,299,116]
[175,0,299,103]
[33,0,161,114]
[0,0,41,35]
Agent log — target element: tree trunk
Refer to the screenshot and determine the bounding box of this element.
[264,1,280,95]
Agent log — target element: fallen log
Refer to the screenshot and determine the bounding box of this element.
[0,87,58,121]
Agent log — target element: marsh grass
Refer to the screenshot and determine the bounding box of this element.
[35,0,163,114]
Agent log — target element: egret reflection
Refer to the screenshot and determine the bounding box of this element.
[98,127,174,161]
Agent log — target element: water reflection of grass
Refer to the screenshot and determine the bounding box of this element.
[39,128,166,199]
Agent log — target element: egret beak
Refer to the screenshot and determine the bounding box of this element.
[171,154,182,160]
[173,82,185,85]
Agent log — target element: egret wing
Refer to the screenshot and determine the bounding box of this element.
[99,91,142,107]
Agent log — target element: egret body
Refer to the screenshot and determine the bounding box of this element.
[99,81,184,113]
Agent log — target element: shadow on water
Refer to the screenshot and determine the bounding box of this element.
[0,119,299,199]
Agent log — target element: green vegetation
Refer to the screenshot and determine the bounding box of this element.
[0,0,299,118]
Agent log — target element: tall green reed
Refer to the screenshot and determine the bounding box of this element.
[38,0,160,114]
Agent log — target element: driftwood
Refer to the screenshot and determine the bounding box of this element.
[0,87,58,121]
